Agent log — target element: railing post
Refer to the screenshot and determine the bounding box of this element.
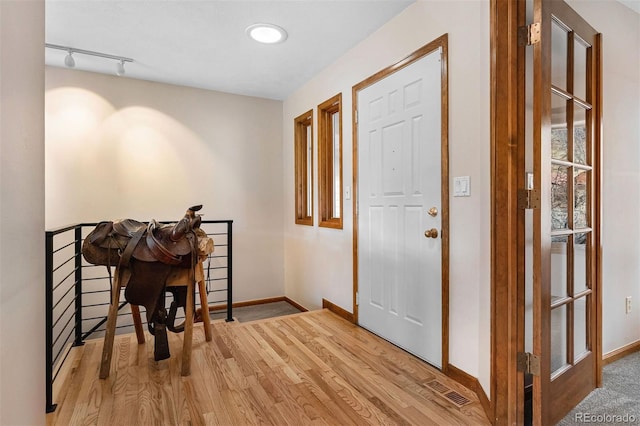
[45,232,57,413]
[226,220,233,322]
[74,226,84,347]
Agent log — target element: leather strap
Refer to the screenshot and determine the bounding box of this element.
[119,229,145,269]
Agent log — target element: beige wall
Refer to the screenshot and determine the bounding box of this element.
[566,0,640,355]
[0,1,46,424]
[45,67,285,303]
[282,0,492,393]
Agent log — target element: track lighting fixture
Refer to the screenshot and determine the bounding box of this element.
[116,60,126,76]
[64,50,75,68]
[45,43,133,76]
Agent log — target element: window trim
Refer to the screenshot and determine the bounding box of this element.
[294,110,314,226]
[317,93,343,229]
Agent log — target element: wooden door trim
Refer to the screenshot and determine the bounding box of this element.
[352,34,449,371]
[490,0,523,423]
[594,32,603,388]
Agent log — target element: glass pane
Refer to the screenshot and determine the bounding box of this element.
[574,168,589,228]
[574,104,588,165]
[552,19,568,91]
[574,36,588,101]
[306,125,312,216]
[551,236,568,300]
[574,296,588,360]
[551,94,568,161]
[574,232,589,294]
[552,165,568,230]
[551,304,568,374]
[332,112,341,218]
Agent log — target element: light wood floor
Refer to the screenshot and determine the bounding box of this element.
[47,310,490,425]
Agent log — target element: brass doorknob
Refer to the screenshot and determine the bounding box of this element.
[428,207,438,217]
[424,228,439,238]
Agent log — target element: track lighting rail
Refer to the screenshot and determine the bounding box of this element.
[45,43,133,75]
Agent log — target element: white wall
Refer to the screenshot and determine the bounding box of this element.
[282,0,491,392]
[0,1,46,424]
[45,68,285,303]
[566,0,640,354]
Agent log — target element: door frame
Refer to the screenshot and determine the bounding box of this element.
[351,34,450,371]
[490,0,603,423]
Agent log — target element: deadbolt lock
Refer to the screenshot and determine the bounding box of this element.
[424,228,439,239]
[428,207,438,217]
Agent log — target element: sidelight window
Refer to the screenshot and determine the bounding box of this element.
[294,110,314,225]
[317,94,343,229]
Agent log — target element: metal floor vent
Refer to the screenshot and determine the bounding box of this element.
[425,380,473,408]
[444,391,472,407]
[426,380,450,394]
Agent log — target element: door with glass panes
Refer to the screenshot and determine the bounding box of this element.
[524,0,601,424]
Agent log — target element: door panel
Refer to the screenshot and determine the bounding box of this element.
[529,0,600,423]
[356,45,445,368]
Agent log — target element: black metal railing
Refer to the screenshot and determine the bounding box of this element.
[45,220,233,413]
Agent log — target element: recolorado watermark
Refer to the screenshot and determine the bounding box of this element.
[575,413,638,424]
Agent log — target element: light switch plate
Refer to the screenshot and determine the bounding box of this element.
[345,186,351,200]
[454,176,470,197]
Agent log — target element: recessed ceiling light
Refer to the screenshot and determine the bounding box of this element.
[246,23,288,44]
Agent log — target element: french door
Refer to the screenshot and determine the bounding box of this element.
[525,0,601,424]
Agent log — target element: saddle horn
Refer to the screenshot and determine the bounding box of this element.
[171,205,203,241]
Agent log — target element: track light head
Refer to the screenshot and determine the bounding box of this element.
[64,51,75,68]
[116,60,125,76]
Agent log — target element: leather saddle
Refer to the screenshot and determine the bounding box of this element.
[82,205,206,361]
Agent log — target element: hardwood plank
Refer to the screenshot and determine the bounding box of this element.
[303,369,367,426]
[46,344,86,426]
[275,321,333,373]
[103,336,132,426]
[135,336,154,426]
[327,370,396,425]
[54,341,99,426]
[168,334,190,425]
[47,310,490,425]
[243,375,289,425]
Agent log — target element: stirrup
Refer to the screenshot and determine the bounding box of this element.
[147,307,167,336]
[153,322,170,361]
[167,301,185,333]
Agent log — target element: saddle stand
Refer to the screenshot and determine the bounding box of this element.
[82,205,214,378]
[99,262,212,378]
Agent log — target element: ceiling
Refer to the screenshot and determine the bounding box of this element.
[619,0,640,14]
[45,0,414,100]
[45,1,639,101]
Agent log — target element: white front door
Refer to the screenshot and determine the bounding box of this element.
[357,47,444,367]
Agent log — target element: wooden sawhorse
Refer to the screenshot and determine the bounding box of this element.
[99,262,212,379]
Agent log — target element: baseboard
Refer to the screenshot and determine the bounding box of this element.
[322,298,355,323]
[284,297,309,312]
[603,339,640,366]
[446,364,492,422]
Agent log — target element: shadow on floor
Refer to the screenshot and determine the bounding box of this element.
[209,300,304,323]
